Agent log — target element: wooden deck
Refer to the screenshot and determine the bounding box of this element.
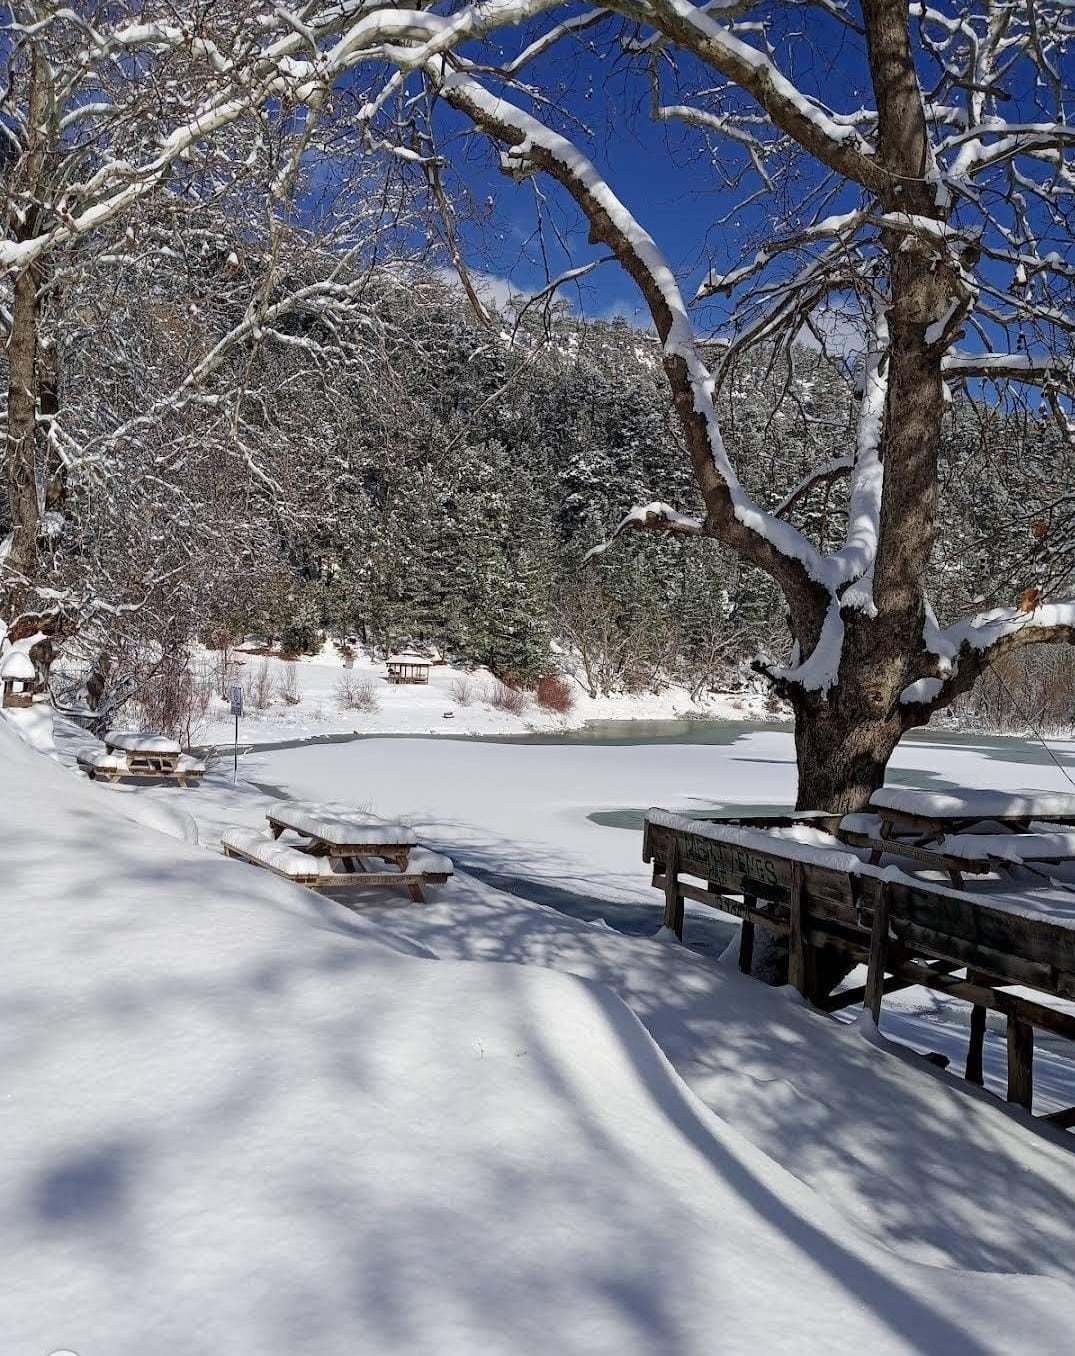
[643,810,1075,1128]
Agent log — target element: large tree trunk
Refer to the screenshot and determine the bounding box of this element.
[752,647,907,990]
[792,696,903,815]
[2,44,50,611]
[3,264,42,596]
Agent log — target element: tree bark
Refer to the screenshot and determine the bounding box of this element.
[792,695,904,815]
[751,683,904,990]
[4,264,41,593]
[3,43,50,608]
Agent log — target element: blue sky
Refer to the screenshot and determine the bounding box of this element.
[432,7,871,327]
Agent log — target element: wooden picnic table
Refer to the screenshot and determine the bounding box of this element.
[266,801,418,873]
[869,787,1075,843]
[223,804,449,903]
[78,730,204,786]
[104,730,181,774]
[835,788,1075,887]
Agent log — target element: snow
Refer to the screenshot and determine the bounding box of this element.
[941,830,1075,863]
[7,714,1075,1349]
[871,786,1075,821]
[269,800,419,845]
[0,648,35,681]
[646,806,866,873]
[193,643,774,745]
[901,676,944,705]
[221,825,340,876]
[931,601,1075,666]
[105,729,182,755]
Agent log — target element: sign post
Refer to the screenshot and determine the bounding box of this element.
[229,684,244,784]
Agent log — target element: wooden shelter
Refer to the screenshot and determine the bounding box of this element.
[1,649,36,708]
[386,653,431,685]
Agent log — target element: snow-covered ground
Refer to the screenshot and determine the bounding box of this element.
[4,708,1075,1351]
[196,642,775,744]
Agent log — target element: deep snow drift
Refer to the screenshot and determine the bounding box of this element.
[3,715,1074,1352]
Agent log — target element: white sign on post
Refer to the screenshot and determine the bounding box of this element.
[230,684,243,783]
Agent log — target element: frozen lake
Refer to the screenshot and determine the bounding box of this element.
[247,719,1075,937]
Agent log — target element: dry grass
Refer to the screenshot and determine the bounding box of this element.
[244,659,274,710]
[275,661,301,706]
[487,680,528,716]
[450,676,475,706]
[335,673,380,713]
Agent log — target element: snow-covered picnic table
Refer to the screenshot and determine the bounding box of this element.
[223,802,451,902]
[836,788,1075,887]
[870,786,1075,835]
[76,730,205,786]
[841,813,1075,886]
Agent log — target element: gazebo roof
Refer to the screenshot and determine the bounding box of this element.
[387,652,431,667]
[1,649,35,681]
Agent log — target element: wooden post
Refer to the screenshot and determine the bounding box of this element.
[786,862,808,996]
[965,969,989,1086]
[1006,1017,1034,1110]
[863,881,890,1025]
[738,896,756,975]
[662,839,685,941]
[965,1004,987,1086]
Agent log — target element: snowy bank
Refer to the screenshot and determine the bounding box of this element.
[3,719,1074,1351]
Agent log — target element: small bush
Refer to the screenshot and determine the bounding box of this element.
[450,676,475,706]
[276,662,301,706]
[535,674,575,714]
[335,673,380,713]
[487,680,528,716]
[244,659,274,710]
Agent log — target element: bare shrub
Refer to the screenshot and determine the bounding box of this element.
[275,661,301,706]
[487,680,528,716]
[134,653,213,746]
[335,672,380,713]
[244,659,274,710]
[450,676,475,706]
[535,674,575,714]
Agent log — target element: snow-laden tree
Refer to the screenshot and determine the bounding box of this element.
[210,0,1074,821]
[3,0,1072,826]
[0,0,437,673]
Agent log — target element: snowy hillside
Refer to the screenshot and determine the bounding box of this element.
[3,715,1075,1352]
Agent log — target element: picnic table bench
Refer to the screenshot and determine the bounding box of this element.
[222,801,451,902]
[77,730,205,787]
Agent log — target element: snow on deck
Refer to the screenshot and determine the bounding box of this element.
[941,830,1075,863]
[646,806,867,873]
